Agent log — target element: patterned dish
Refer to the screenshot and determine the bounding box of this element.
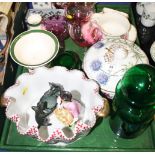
[2,66,105,144]
[83,38,149,99]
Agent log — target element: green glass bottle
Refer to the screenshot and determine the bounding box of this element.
[109,64,155,138]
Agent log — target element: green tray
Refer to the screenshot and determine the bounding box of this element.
[0,3,155,151]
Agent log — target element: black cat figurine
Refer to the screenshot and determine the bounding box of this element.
[32,82,64,128]
[31,106,52,129]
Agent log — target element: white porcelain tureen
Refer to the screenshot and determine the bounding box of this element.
[83,38,149,99]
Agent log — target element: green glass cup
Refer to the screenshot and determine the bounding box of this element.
[109,64,155,138]
[50,50,82,70]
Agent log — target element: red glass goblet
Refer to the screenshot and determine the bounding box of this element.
[68,20,103,47]
[41,14,69,50]
[66,2,95,23]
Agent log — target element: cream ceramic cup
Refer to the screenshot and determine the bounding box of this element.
[27,14,42,30]
[91,10,137,42]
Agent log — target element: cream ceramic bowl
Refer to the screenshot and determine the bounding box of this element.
[9,30,59,68]
[90,10,137,42]
[3,66,105,144]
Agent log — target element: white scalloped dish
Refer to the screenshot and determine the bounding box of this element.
[3,66,104,145]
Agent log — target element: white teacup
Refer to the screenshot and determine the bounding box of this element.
[141,3,155,27]
[91,10,137,42]
[27,14,42,30]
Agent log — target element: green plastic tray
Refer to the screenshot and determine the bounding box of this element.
[0,3,155,151]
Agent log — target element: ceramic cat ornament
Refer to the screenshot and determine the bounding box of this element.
[32,82,62,128]
[32,82,82,129]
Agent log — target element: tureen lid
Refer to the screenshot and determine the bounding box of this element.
[83,38,149,94]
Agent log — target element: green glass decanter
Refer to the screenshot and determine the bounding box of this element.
[109,64,155,138]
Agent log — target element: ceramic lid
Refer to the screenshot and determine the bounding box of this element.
[83,38,149,96]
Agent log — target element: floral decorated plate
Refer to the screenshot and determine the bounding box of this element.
[9,30,59,68]
[83,38,149,99]
[2,66,105,145]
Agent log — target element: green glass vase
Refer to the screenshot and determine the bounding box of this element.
[109,64,155,138]
[51,50,82,70]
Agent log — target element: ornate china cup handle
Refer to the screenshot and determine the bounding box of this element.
[97,98,110,117]
[127,24,137,42]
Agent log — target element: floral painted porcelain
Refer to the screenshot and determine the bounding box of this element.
[83,38,149,99]
[2,66,106,144]
[9,30,59,68]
